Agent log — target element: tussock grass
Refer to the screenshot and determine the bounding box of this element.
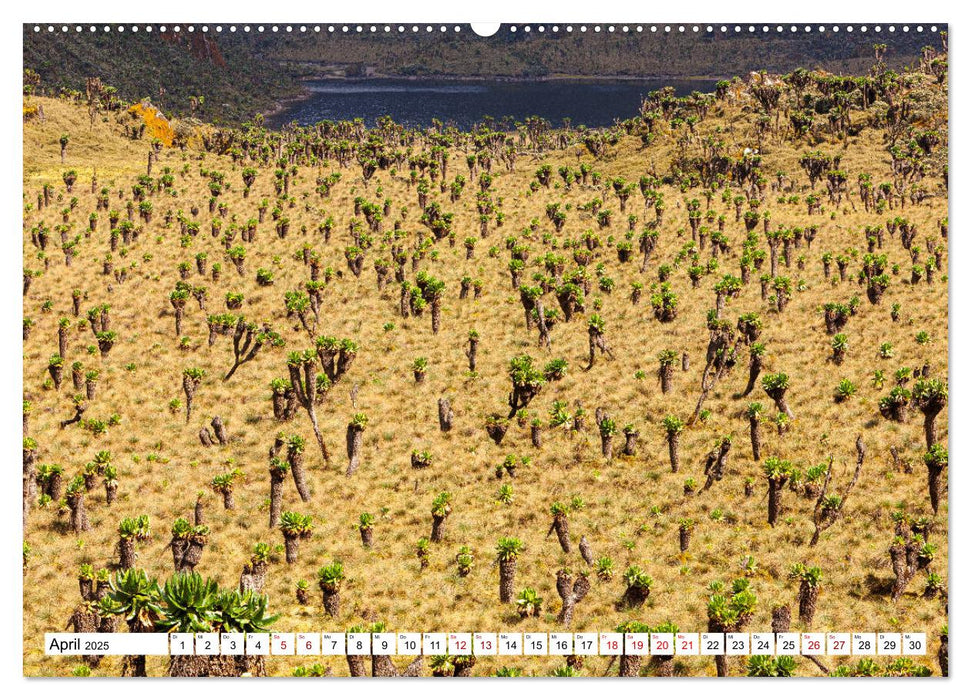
[22,86,947,677]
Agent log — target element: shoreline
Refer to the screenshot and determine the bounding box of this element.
[266,70,721,125]
[284,68,725,84]
[263,85,315,120]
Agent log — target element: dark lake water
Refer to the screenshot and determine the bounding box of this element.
[268,78,716,130]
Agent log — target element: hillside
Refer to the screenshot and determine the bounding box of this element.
[23,27,298,124]
[265,26,940,78]
[22,58,948,678]
[23,25,943,125]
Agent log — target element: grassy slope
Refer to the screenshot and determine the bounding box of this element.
[23,91,947,677]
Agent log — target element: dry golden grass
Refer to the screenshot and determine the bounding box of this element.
[22,91,947,677]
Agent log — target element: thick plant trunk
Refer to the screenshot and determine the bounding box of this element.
[346,654,368,677]
[619,655,642,677]
[431,300,442,334]
[768,388,794,420]
[742,353,763,396]
[551,515,571,553]
[346,424,364,476]
[372,655,399,677]
[499,559,517,603]
[767,483,783,526]
[466,337,478,371]
[183,540,205,572]
[287,448,311,503]
[667,433,680,473]
[713,651,728,677]
[771,605,791,633]
[927,464,944,514]
[97,612,116,634]
[750,417,762,460]
[438,398,454,432]
[23,461,35,530]
[649,655,674,677]
[322,587,340,617]
[170,654,264,677]
[269,475,284,528]
[535,298,551,349]
[798,581,820,625]
[183,376,198,423]
[579,536,594,565]
[600,433,613,460]
[122,655,147,677]
[556,571,590,627]
[307,406,331,469]
[431,514,447,542]
[890,541,917,602]
[239,561,268,594]
[68,494,89,533]
[211,416,227,444]
[453,657,476,677]
[679,526,692,552]
[48,472,64,500]
[171,538,189,573]
[939,633,948,677]
[284,535,300,564]
[272,391,286,420]
[923,411,941,451]
[660,366,673,393]
[50,366,63,390]
[622,584,650,609]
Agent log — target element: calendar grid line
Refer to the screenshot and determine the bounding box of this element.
[45,631,928,657]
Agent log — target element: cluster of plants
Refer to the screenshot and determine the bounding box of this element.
[21,43,949,678]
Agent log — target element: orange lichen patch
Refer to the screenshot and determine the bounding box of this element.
[128,101,174,147]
